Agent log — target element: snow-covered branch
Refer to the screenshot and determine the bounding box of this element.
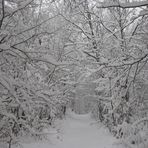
[97,1,148,9]
[0,0,5,29]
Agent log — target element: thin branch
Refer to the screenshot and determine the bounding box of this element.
[99,20,118,39]
[12,30,57,47]
[83,50,99,61]
[14,14,59,37]
[7,0,34,19]
[0,0,5,29]
[60,13,91,40]
[93,54,148,67]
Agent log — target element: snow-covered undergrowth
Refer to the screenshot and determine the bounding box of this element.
[114,119,148,148]
[0,118,63,148]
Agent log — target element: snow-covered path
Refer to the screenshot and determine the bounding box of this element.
[24,111,123,148]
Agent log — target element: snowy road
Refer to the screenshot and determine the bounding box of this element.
[23,111,123,148]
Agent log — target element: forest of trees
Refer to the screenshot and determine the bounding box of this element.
[0,0,148,148]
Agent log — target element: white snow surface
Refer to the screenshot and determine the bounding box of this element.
[23,110,124,148]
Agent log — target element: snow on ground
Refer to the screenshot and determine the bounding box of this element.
[23,110,124,148]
